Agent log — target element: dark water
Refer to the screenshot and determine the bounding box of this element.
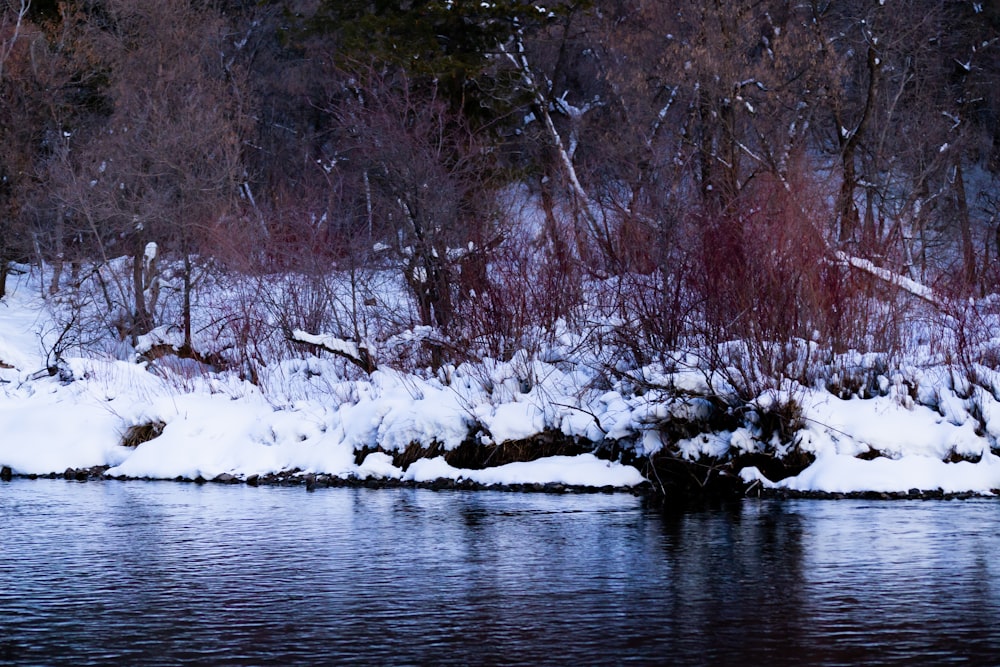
[1,481,999,666]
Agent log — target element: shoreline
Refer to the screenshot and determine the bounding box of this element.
[6,464,999,502]
[2,464,647,495]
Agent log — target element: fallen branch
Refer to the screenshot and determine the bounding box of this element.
[551,401,607,436]
[290,330,377,374]
[835,251,940,306]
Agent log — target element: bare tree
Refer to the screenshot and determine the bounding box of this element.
[50,0,247,349]
[0,0,28,80]
[0,0,31,298]
[328,70,502,341]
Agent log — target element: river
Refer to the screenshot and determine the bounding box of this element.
[1,479,999,665]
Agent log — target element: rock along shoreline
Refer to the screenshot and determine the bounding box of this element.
[3,463,999,501]
[1,464,645,496]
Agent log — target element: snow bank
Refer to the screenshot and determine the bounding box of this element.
[777,452,1000,494]
[796,392,985,461]
[0,382,131,474]
[5,266,1000,496]
[0,273,646,487]
[403,454,645,487]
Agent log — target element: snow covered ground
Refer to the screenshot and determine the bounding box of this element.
[0,268,644,488]
[3,266,1000,495]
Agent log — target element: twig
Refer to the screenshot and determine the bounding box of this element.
[551,401,607,435]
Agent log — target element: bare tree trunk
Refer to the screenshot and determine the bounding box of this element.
[499,35,601,239]
[698,93,716,209]
[131,241,149,344]
[0,1,30,82]
[862,187,877,251]
[954,161,976,290]
[837,45,880,244]
[182,253,192,352]
[49,207,65,295]
[838,143,860,243]
[717,98,739,210]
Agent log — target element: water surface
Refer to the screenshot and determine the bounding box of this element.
[1,480,998,665]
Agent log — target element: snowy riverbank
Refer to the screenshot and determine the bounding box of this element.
[4,267,1000,496]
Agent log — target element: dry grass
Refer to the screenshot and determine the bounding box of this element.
[121,421,166,448]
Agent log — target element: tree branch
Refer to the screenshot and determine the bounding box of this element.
[290,330,377,373]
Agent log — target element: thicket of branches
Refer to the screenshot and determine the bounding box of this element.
[2,0,999,390]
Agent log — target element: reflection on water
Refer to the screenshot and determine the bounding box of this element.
[1,480,999,665]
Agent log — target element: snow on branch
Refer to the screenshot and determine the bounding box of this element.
[835,252,939,306]
[498,35,602,230]
[291,330,377,373]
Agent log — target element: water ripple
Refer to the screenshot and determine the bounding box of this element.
[1,482,999,665]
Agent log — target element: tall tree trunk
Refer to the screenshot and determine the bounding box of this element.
[49,207,65,295]
[183,253,193,352]
[698,92,717,211]
[954,161,976,290]
[837,144,860,243]
[862,186,877,251]
[131,240,149,344]
[718,99,739,211]
[837,45,880,244]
